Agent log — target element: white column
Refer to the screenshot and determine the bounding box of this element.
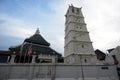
[31,55,35,63]
[7,56,10,63]
[10,55,16,64]
[52,55,56,63]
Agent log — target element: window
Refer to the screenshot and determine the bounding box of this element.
[77,9,79,14]
[84,59,87,63]
[73,36,76,39]
[82,45,84,48]
[72,8,74,13]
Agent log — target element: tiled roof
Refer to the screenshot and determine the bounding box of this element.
[9,44,61,56]
[24,34,50,46]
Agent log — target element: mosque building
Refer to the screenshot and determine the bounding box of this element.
[0,5,119,80]
[0,28,63,63]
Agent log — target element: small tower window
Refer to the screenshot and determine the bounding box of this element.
[82,45,84,48]
[77,9,79,14]
[72,8,74,13]
[84,59,87,63]
[73,36,76,39]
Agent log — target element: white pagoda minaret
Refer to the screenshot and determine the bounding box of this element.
[64,5,95,64]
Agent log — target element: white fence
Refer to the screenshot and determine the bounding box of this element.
[0,63,119,80]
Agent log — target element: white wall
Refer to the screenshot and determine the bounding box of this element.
[0,64,119,80]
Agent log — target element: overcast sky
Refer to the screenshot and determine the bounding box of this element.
[0,0,120,55]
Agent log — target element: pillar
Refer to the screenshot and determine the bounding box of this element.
[31,55,35,63]
[10,55,16,64]
[52,55,56,63]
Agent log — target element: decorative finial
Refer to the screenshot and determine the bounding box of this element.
[35,28,40,34]
[80,7,82,9]
[71,4,73,6]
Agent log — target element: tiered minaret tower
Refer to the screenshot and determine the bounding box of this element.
[64,5,95,64]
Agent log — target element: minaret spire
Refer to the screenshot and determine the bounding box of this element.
[35,28,40,34]
[64,5,95,64]
[65,5,93,57]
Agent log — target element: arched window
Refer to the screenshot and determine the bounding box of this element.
[82,45,84,48]
[84,59,87,63]
[72,8,74,13]
[77,9,79,14]
[73,36,76,39]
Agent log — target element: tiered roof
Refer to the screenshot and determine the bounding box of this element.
[24,33,50,46]
[9,28,61,56]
